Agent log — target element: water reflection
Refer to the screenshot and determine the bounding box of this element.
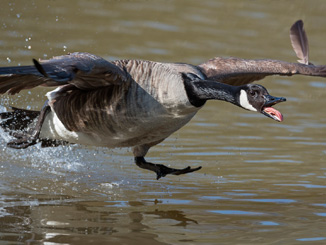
[146,209,198,227]
[1,197,198,244]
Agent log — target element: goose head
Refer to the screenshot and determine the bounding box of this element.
[182,74,286,121]
[238,84,286,122]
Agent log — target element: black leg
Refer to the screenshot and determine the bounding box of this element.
[7,101,51,149]
[135,156,202,180]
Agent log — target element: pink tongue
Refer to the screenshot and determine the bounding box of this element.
[263,107,283,122]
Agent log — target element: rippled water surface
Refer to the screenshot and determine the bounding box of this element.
[1,1,326,244]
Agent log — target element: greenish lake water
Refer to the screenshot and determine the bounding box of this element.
[0,1,326,244]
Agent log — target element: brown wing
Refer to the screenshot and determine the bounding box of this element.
[198,57,326,86]
[0,52,129,95]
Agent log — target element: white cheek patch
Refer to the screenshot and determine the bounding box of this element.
[239,90,257,112]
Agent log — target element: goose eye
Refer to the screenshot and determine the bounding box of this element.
[250,90,258,97]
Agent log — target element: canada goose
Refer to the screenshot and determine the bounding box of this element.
[0,20,324,179]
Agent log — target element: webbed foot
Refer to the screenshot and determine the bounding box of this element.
[6,102,51,149]
[7,136,38,149]
[135,156,202,180]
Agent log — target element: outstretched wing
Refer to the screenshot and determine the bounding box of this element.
[198,57,326,86]
[198,20,326,86]
[0,52,129,95]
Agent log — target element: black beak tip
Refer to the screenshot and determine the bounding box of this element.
[264,96,287,107]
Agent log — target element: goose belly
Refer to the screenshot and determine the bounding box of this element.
[40,111,97,146]
[39,109,197,148]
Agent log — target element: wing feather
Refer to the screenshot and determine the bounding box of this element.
[290,20,309,65]
[198,57,326,85]
[0,52,129,94]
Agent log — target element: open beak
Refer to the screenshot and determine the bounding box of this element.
[261,95,286,122]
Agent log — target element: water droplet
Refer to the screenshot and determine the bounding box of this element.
[16,13,21,18]
[6,57,11,63]
[28,46,31,49]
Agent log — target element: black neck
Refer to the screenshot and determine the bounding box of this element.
[184,78,240,107]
